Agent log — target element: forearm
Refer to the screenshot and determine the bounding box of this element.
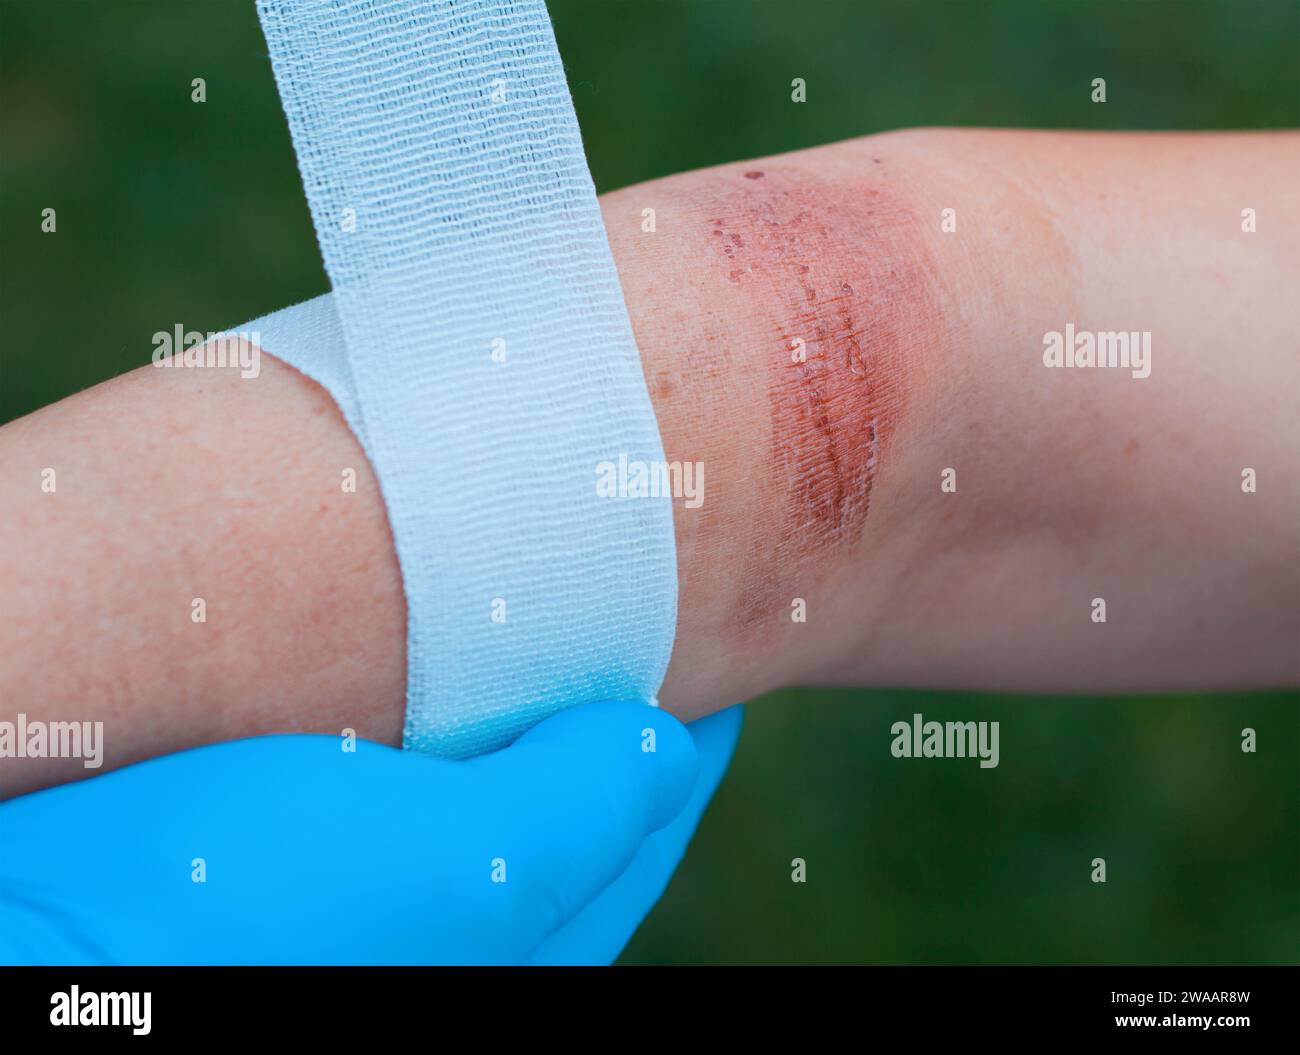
[0,355,406,793]
[3,128,1296,794]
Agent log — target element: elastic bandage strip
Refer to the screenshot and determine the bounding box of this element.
[247,0,677,757]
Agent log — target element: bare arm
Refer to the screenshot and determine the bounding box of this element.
[633,128,1299,711]
[3,128,1296,794]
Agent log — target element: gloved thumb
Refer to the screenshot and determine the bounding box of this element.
[466,700,700,939]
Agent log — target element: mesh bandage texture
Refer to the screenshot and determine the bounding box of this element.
[252,0,677,757]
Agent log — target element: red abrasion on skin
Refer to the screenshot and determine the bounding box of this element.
[703,163,946,629]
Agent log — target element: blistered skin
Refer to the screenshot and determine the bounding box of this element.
[699,161,945,628]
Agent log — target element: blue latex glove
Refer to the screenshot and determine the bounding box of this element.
[0,701,741,965]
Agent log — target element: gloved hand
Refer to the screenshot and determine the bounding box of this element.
[0,701,741,965]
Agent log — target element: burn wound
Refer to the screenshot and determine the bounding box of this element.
[702,163,946,624]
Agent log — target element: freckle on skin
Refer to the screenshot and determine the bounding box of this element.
[745,171,765,179]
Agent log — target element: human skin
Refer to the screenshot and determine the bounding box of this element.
[2,129,1297,795]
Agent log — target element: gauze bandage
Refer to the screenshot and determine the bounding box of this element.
[244,0,676,757]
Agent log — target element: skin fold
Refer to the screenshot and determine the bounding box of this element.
[2,128,1297,794]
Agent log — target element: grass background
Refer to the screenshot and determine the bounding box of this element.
[1,0,1296,963]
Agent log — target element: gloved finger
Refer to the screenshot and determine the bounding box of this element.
[527,704,743,965]
[462,700,700,950]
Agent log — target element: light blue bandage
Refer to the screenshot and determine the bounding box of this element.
[246,1,676,757]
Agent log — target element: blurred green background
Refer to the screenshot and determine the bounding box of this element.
[1,0,1296,963]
